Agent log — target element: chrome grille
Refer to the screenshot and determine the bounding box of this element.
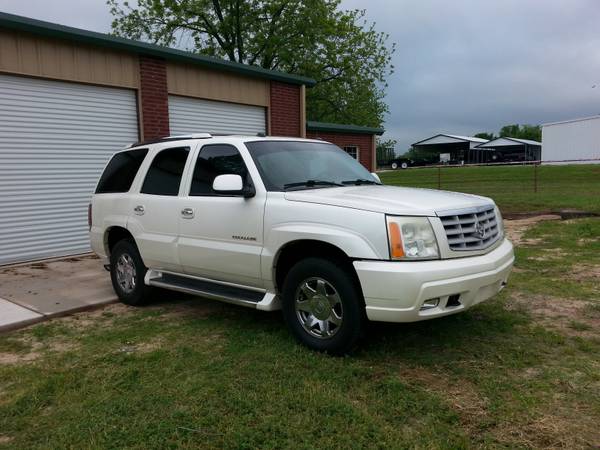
[439,206,500,251]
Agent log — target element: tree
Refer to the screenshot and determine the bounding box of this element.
[499,124,541,141]
[474,132,496,140]
[376,137,396,164]
[107,0,395,127]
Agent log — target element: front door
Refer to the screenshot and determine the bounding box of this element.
[177,144,266,287]
[127,146,191,272]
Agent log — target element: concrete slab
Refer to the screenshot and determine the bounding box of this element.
[0,298,44,331]
[0,255,117,321]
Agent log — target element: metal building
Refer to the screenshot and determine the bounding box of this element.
[411,134,489,164]
[475,137,542,163]
[542,115,600,163]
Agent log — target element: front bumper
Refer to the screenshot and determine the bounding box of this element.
[353,238,514,323]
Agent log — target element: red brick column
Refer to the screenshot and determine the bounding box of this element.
[270,81,301,137]
[306,131,375,171]
[139,55,169,140]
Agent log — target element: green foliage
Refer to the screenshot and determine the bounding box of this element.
[376,137,396,164]
[107,0,395,127]
[499,124,542,141]
[474,132,496,140]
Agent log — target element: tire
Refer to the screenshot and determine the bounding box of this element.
[109,239,153,306]
[391,162,398,170]
[281,257,365,355]
[401,162,408,169]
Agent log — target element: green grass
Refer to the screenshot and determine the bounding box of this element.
[1,219,600,449]
[379,164,600,215]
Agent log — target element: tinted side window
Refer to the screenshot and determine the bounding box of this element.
[141,147,189,196]
[95,148,148,194]
[190,145,248,196]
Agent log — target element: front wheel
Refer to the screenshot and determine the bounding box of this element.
[281,258,365,354]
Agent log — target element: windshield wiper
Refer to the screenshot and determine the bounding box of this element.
[341,178,380,185]
[283,180,344,190]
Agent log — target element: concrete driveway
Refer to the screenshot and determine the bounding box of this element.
[0,255,116,331]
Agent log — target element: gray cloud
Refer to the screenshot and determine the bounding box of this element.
[2,0,600,152]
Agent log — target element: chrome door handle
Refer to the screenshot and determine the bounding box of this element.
[181,207,194,219]
[133,205,145,215]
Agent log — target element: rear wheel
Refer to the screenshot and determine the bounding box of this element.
[110,239,152,306]
[391,162,398,170]
[281,257,365,354]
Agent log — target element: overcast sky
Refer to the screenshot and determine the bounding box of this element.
[2,0,600,153]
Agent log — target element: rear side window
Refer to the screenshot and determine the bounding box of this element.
[190,144,249,196]
[141,147,189,196]
[95,148,148,194]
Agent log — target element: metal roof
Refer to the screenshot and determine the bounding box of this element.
[542,114,600,127]
[412,133,489,146]
[0,12,316,87]
[476,137,541,148]
[306,121,384,135]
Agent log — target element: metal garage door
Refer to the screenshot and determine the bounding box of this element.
[169,95,266,136]
[0,74,139,265]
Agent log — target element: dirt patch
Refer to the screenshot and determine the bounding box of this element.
[507,293,599,339]
[503,215,561,246]
[491,404,600,449]
[0,435,14,444]
[398,366,489,431]
[569,264,600,283]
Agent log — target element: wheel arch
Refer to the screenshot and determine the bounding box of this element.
[273,239,363,297]
[104,226,136,257]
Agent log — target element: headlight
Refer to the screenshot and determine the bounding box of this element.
[386,216,439,260]
[494,205,504,238]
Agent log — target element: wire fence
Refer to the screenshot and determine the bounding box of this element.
[377,159,600,215]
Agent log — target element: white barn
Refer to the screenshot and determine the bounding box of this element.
[542,115,600,163]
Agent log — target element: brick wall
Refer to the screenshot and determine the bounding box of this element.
[139,55,169,139]
[270,81,301,137]
[306,131,375,171]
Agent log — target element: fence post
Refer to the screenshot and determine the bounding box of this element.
[437,166,441,189]
[533,162,538,193]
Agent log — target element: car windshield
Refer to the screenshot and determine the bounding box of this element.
[245,140,379,191]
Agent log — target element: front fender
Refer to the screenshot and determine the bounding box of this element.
[261,220,388,285]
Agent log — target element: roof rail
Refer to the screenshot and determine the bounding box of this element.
[126,133,213,149]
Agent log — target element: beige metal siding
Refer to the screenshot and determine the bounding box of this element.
[0,29,139,88]
[0,74,139,265]
[167,62,269,107]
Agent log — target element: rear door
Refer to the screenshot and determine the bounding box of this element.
[177,144,266,287]
[127,146,192,272]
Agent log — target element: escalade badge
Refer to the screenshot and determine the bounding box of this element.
[474,221,486,239]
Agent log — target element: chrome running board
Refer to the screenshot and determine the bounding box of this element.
[145,270,280,310]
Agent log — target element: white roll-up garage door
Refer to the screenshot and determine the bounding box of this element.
[169,95,266,136]
[0,74,139,265]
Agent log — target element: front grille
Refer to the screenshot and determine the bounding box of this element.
[439,206,500,251]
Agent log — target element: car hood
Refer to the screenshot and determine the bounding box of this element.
[284,185,493,216]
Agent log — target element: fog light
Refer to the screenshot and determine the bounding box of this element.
[420,298,440,310]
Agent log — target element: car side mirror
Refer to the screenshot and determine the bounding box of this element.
[371,173,381,183]
[212,174,255,198]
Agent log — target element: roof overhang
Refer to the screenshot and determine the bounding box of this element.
[0,11,316,87]
[412,134,488,146]
[476,137,541,148]
[306,121,384,135]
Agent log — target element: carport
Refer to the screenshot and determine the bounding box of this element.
[475,137,542,163]
[411,134,489,164]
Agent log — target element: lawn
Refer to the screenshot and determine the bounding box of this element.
[1,217,599,449]
[379,164,600,216]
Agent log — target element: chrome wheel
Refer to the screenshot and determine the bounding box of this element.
[295,277,343,339]
[115,253,136,294]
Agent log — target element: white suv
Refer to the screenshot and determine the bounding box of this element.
[90,134,514,353]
